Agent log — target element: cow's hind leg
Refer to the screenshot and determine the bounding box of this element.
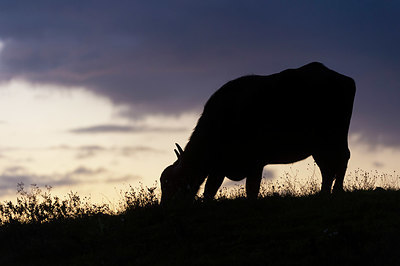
[318,164,335,193]
[332,149,350,193]
[204,174,225,200]
[314,148,350,194]
[246,167,263,200]
[331,162,348,193]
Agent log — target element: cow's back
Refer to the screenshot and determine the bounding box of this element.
[188,62,355,170]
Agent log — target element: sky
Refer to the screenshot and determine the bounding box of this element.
[0,1,399,202]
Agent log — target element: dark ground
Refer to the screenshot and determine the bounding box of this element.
[1,190,400,265]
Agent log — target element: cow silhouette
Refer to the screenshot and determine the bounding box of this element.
[160,62,356,205]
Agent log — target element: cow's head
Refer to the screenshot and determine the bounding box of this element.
[160,143,188,206]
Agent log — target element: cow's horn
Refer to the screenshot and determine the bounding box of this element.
[175,143,184,155]
[174,149,180,159]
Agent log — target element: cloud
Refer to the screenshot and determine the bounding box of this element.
[70,125,138,134]
[68,166,106,176]
[373,161,384,168]
[0,168,80,195]
[0,147,34,162]
[119,146,159,156]
[2,166,26,175]
[0,165,106,196]
[221,169,275,188]
[262,169,275,179]
[0,1,399,148]
[51,144,161,159]
[105,175,140,184]
[75,145,106,159]
[0,164,144,197]
[69,124,187,134]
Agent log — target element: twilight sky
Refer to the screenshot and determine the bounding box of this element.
[0,1,399,201]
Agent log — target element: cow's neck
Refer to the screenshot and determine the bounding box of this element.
[180,139,208,190]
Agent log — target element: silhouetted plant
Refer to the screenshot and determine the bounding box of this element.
[0,183,111,225]
[119,182,159,211]
[1,169,400,226]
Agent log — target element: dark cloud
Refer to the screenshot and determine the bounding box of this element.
[0,1,399,147]
[69,124,187,134]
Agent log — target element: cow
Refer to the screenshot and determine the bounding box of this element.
[160,62,356,205]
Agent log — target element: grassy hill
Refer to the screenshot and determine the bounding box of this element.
[1,181,400,265]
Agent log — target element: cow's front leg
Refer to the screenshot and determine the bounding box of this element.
[204,174,225,200]
[246,167,263,200]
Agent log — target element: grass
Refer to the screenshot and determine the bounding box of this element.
[0,169,400,265]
